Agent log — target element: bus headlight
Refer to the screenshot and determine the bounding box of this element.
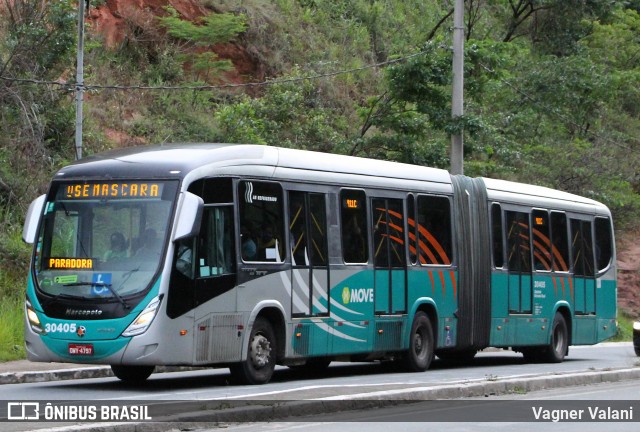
[122,296,162,337]
[25,299,44,334]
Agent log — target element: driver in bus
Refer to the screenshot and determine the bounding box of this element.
[104,232,127,261]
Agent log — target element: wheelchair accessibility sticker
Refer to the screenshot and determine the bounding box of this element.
[91,273,112,296]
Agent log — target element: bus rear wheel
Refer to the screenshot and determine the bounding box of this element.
[522,312,569,363]
[542,312,568,363]
[403,312,434,372]
[230,317,276,385]
[111,365,154,383]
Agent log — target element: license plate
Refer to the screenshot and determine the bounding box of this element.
[68,343,94,356]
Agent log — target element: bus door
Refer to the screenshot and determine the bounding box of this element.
[289,192,329,317]
[506,211,532,314]
[193,205,237,307]
[189,204,240,364]
[571,218,595,314]
[371,198,406,314]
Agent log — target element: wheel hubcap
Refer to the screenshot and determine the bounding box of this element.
[554,326,564,354]
[250,334,271,368]
[414,330,425,356]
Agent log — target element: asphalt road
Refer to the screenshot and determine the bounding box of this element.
[0,343,638,431]
[219,379,640,432]
[0,342,637,401]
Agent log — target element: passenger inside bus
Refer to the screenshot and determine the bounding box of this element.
[136,228,160,258]
[104,232,127,261]
[175,241,193,278]
[241,224,257,261]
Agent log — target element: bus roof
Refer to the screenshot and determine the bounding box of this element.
[55,143,452,185]
[482,177,608,215]
[54,144,608,213]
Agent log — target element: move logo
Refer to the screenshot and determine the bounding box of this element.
[341,286,373,304]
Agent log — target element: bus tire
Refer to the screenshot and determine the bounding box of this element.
[403,312,434,372]
[111,365,154,383]
[542,312,569,363]
[230,316,276,385]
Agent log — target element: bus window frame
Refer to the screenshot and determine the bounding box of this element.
[531,208,552,273]
[407,193,418,266]
[415,193,454,268]
[490,202,505,270]
[339,188,370,265]
[549,210,571,274]
[594,216,614,275]
[237,179,287,265]
[568,214,596,278]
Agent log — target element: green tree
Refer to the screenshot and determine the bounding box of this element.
[0,0,76,212]
[158,7,246,81]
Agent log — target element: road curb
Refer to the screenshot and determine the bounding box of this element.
[0,366,202,385]
[0,367,112,385]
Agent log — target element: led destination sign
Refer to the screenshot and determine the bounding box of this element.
[46,258,94,270]
[63,182,163,200]
[343,198,361,209]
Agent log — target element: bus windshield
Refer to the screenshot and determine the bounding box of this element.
[34,180,179,300]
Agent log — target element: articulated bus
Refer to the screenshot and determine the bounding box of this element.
[22,144,617,384]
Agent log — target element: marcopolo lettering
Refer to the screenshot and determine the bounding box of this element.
[65,308,103,317]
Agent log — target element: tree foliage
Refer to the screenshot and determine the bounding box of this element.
[2,0,640,228]
[157,7,246,80]
[0,0,76,213]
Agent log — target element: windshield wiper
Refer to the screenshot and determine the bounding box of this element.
[63,282,130,309]
[116,267,139,292]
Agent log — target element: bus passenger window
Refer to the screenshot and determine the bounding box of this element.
[408,195,417,265]
[506,211,531,273]
[238,181,285,263]
[340,189,368,263]
[551,212,570,272]
[532,210,551,271]
[491,204,504,268]
[175,237,194,278]
[416,195,452,265]
[571,219,594,277]
[595,217,613,271]
[198,206,235,276]
[289,192,328,267]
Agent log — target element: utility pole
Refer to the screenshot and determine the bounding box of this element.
[450,0,464,175]
[74,0,86,160]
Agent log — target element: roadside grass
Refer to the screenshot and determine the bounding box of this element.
[0,296,25,362]
[612,312,633,342]
[0,225,30,361]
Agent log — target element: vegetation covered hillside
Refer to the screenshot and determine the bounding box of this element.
[1,0,640,358]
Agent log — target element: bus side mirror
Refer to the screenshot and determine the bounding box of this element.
[173,191,203,242]
[22,194,46,244]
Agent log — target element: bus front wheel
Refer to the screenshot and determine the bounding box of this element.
[403,312,434,372]
[111,365,154,383]
[230,317,276,385]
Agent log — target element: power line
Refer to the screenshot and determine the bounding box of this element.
[3,48,634,152]
[0,50,427,92]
